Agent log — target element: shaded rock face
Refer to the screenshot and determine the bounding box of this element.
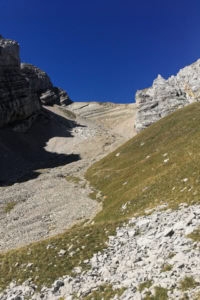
[0,35,72,131]
[0,35,20,67]
[20,63,53,92]
[40,86,72,106]
[0,36,41,129]
[21,63,72,106]
[135,59,200,132]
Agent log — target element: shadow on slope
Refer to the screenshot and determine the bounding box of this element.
[0,108,82,186]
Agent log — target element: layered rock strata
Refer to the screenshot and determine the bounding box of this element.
[0,35,71,130]
[135,59,200,132]
[21,63,72,106]
[0,36,41,129]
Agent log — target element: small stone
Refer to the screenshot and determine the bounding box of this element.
[186,213,195,225]
[53,280,64,293]
[182,178,188,182]
[163,227,174,237]
[58,249,66,256]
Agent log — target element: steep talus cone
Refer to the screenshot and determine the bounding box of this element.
[135,59,200,132]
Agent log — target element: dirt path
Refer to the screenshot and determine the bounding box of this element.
[0,102,136,251]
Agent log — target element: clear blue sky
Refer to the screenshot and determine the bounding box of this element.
[1,0,200,103]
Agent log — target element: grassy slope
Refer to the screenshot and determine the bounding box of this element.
[86,102,200,222]
[1,103,200,293]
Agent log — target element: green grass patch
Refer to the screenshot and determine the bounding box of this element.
[167,252,176,259]
[0,222,118,291]
[138,280,153,292]
[86,103,200,223]
[83,284,125,299]
[179,276,198,291]
[65,176,81,184]
[4,201,17,213]
[144,286,168,300]
[161,264,173,272]
[89,191,98,200]
[187,227,200,242]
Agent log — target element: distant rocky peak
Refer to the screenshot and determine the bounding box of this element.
[153,74,165,84]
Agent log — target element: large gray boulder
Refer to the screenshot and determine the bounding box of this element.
[135,59,200,132]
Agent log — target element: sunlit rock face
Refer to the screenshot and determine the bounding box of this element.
[135,59,200,132]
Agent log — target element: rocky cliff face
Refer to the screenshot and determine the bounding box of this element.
[0,35,71,131]
[135,59,200,132]
[0,36,41,130]
[21,63,72,106]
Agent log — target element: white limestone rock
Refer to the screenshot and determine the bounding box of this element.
[135,59,200,132]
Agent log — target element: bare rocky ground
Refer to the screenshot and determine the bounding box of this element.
[0,102,136,251]
[2,203,200,299]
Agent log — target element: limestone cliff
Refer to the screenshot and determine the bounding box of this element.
[0,36,41,130]
[0,35,71,131]
[135,59,200,132]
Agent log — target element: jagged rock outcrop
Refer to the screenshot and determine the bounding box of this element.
[135,59,200,132]
[21,63,72,106]
[0,35,72,131]
[20,63,53,92]
[40,87,72,106]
